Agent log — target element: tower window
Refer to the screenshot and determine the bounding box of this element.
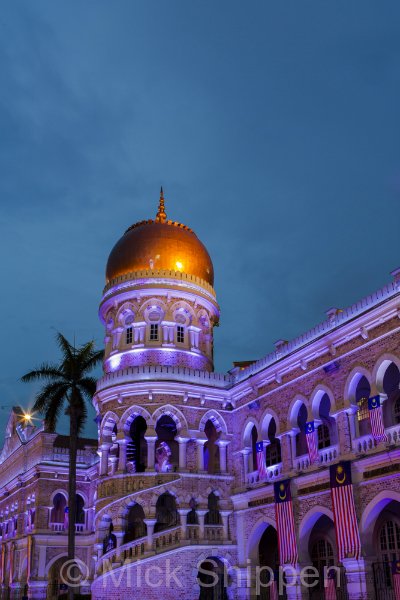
[176,325,184,344]
[150,324,159,341]
[126,327,133,345]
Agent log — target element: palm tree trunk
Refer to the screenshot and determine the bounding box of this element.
[68,404,78,600]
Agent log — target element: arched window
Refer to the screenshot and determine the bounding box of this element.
[311,538,334,571]
[187,498,198,525]
[205,492,222,526]
[356,376,371,436]
[265,418,281,467]
[251,426,258,472]
[124,504,147,544]
[383,363,400,427]
[204,420,220,474]
[317,424,331,449]
[316,393,334,448]
[127,416,147,472]
[376,518,400,589]
[75,495,85,525]
[154,493,177,533]
[51,493,67,524]
[378,519,400,564]
[295,404,308,456]
[155,415,178,471]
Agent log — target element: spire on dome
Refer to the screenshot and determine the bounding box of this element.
[155,187,167,223]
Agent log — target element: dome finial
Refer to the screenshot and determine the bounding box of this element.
[155,186,167,223]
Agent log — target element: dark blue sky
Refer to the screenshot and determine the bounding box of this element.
[1,2,399,439]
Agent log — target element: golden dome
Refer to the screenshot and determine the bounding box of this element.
[106,189,214,286]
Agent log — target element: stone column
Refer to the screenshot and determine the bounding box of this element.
[100,443,111,476]
[196,438,207,472]
[346,407,358,447]
[114,529,125,562]
[232,567,251,600]
[241,448,251,483]
[176,437,189,472]
[290,431,298,466]
[341,557,368,600]
[143,518,157,551]
[117,435,128,473]
[216,440,230,473]
[196,509,208,539]
[279,432,292,473]
[144,434,157,471]
[109,456,118,476]
[220,510,232,541]
[380,392,389,429]
[177,509,190,540]
[281,565,302,599]
[336,410,353,455]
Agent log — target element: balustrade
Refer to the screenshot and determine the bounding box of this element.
[246,462,283,486]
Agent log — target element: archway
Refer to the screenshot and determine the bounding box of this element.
[361,493,400,597]
[264,418,281,467]
[257,526,279,600]
[50,493,67,528]
[382,362,400,428]
[355,375,372,436]
[204,419,220,474]
[155,415,178,471]
[154,492,178,532]
[300,512,339,600]
[127,415,147,472]
[197,556,228,600]
[46,556,73,599]
[124,503,147,543]
[295,403,308,457]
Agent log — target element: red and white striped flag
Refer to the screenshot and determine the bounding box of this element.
[256,441,267,479]
[305,421,319,465]
[330,462,361,561]
[274,480,298,566]
[368,396,388,443]
[325,568,337,600]
[392,561,400,600]
[270,577,279,600]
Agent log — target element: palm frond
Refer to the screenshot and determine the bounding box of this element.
[32,381,70,414]
[21,363,64,383]
[44,395,66,432]
[78,377,98,400]
[81,349,104,374]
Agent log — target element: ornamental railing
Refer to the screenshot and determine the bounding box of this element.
[246,463,283,486]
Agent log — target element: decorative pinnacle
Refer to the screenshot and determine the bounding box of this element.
[155,186,167,223]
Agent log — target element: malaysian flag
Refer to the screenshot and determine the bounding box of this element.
[329,462,361,561]
[325,567,337,600]
[305,421,319,465]
[392,560,400,600]
[368,395,388,443]
[274,479,298,566]
[270,571,279,600]
[256,441,267,479]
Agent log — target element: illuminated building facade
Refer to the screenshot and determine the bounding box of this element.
[1,190,400,599]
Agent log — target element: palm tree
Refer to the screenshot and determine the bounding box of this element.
[21,333,103,597]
